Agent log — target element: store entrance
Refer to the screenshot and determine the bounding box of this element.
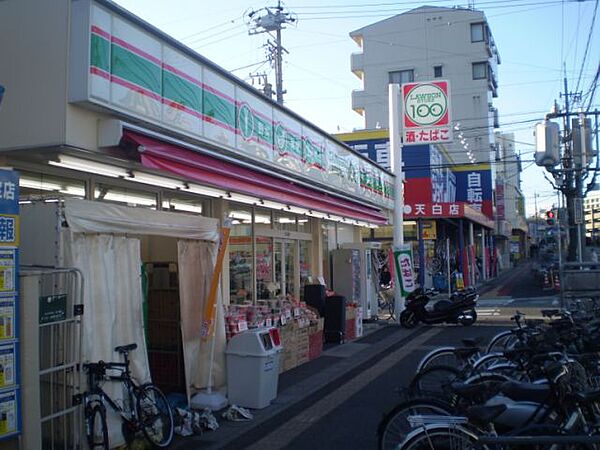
[274,239,298,299]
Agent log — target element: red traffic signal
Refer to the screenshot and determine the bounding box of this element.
[546,210,555,219]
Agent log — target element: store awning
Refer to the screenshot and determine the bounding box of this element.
[123,131,388,225]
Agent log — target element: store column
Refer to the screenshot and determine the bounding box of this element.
[481,228,487,281]
[458,220,466,287]
[417,219,425,288]
[468,222,475,286]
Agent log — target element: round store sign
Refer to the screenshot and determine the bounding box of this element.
[403,81,450,128]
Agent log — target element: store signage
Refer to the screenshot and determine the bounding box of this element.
[69,2,393,210]
[422,221,437,240]
[393,245,417,297]
[454,166,493,219]
[496,180,505,220]
[39,294,67,325]
[402,81,452,145]
[404,202,463,217]
[0,169,19,441]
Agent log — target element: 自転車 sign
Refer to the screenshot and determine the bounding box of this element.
[402,80,452,145]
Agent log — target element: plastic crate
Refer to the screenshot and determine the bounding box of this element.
[148,319,181,351]
[148,349,184,392]
[147,289,180,321]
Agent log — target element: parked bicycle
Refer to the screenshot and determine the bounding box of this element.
[377,283,396,320]
[378,304,600,450]
[82,343,174,449]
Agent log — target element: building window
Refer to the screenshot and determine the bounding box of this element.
[389,69,414,84]
[472,62,487,80]
[470,22,485,42]
[433,65,443,78]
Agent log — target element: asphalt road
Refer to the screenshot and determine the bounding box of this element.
[228,324,508,450]
[480,260,552,299]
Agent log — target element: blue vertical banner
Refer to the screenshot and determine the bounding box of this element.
[0,169,20,441]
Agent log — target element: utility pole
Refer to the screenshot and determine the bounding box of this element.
[249,72,273,99]
[536,73,600,263]
[246,1,296,105]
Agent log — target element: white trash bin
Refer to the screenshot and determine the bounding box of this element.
[225,327,282,409]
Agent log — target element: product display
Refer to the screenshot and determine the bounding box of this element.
[225,297,322,373]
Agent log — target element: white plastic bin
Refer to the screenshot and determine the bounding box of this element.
[225,327,282,409]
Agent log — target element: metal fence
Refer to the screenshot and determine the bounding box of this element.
[20,267,84,450]
[560,262,600,311]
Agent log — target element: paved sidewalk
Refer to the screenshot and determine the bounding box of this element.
[171,322,427,450]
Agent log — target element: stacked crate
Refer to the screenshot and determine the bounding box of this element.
[146,263,184,393]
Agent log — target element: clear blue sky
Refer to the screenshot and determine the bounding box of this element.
[113,0,599,216]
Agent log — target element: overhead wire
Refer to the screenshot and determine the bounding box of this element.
[574,0,599,98]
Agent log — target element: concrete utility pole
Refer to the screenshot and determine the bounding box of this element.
[538,74,600,262]
[246,1,296,105]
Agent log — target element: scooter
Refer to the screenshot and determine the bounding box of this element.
[399,286,478,328]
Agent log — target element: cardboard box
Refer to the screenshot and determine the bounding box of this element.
[309,330,323,360]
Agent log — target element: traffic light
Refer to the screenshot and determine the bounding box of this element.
[546,210,556,226]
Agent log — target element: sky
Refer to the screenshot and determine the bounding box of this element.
[113,0,600,217]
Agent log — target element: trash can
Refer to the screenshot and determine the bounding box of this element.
[225,327,282,409]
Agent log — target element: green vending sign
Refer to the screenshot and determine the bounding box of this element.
[393,244,417,297]
[39,294,67,325]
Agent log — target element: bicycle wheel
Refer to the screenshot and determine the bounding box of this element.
[485,330,516,354]
[86,403,109,450]
[410,365,461,399]
[416,347,462,373]
[387,298,396,320]
[136,384,174,448]
[399,424,483,450]
[378,398,455,450]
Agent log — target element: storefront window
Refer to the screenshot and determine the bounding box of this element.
[299,240,311,300]
[94,184,157,208]
[322,222,336,287]
[162,193,209,215]
[19,172,85,202]
[297,216,311,233]
[255,236,273,300]
[254,208,272,228]
[336,223,355,245]
[274,211,296,232]
[228,205,253,304]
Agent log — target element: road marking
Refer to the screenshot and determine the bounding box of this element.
[477,308,502,316]
[245,328,442,450]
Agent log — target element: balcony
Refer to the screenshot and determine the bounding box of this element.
[351,89,367,116]
[350,52,364,80]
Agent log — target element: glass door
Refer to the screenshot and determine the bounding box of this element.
[274,239,298,299]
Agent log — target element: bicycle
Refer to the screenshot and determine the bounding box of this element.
[82,343,174,449]
[377,283,396,320]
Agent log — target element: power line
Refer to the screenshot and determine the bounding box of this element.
[296,0,588,20]
[574,0,599,97]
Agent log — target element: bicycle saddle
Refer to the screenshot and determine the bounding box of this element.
[115,343,137,354]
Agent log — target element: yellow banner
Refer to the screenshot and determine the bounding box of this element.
[201,227,231,341]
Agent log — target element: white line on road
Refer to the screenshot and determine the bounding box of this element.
[245,328,442,450]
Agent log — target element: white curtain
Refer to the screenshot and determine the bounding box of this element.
[62,231,150,447]
[177,239,226,402]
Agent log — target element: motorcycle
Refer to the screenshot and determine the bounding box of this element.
[399,286,479,328]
